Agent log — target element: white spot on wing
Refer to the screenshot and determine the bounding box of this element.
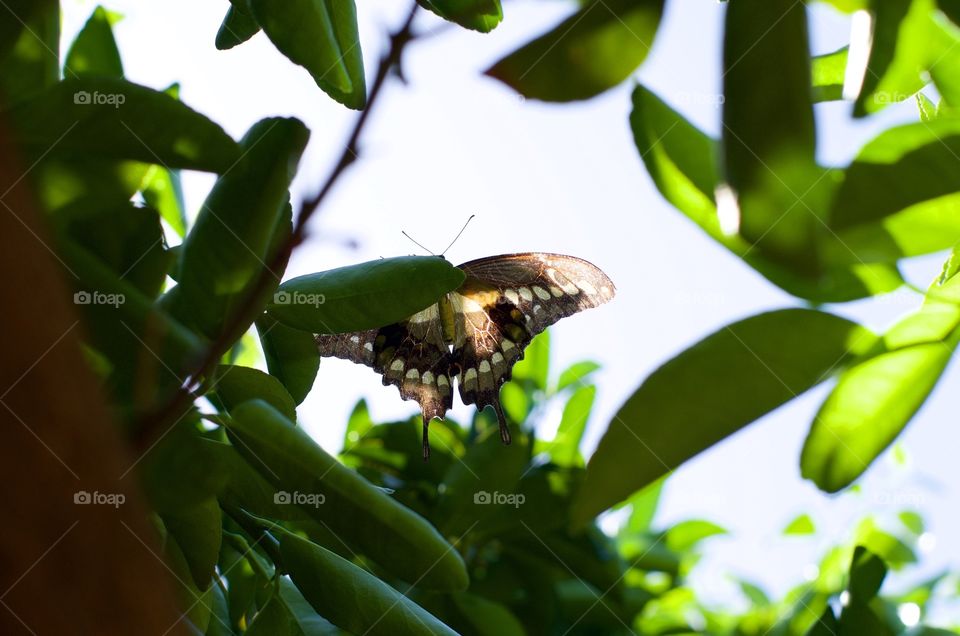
[533,286,551,300]
[501,339,515,352]
[577,280,598,295]
[350,335,360,344]
[405,368,419,380]
[504,289,519,304]
[550,286,564,297]
[519,287,533,301]
[422,371,434,384]
[438,375,449,387]
[492,352,504,365]
[364,342,373,352]
[479,360,491,373]
[390,359,404,372]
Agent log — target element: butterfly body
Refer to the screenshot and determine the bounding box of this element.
[316,253,615,459]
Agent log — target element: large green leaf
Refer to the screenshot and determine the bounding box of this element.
[9,78,240,171]
[800,277,960,492]
[64,6,124,78]
[417,0,502,32]
[175,117,307,340]
[277,529,458,635]
[823,117,960,264]
[572,309,877,526]
[250,0,365,109]
[256,315,320,404]
[486,0,664,102]
[811,46,847,102]
[267,256,466,334]
[227,399,469,590]
[161,498,222,589]
[630,83,902,302]
[214,364,298,421]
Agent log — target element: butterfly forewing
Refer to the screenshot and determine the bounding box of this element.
[315,253,614,460]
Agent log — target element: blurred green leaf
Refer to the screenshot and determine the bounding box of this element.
[811,46,847,102]
[227,399,469,590]
[64,6,123,78]
[214,364,298,421]
[256,315,320,405]
[9,78,240,171]
[164,531,214,632]
[250,0,365,108]
[268,256,465,334]
[246,592,296,636]
[665,519,727,552]
[805,608,840,636]
[510,329,550,393]
[141,419,231,513]
[824,118,960,264]
[784,513,817,536]
[343,398,373,449]
[544,384,595,467]
[142,163,187,237]
[175,117,307,340]
[162,498,222,589]
[216,0,261,50]
[486,0,664,102]
[554,360,601,392]
[737,579,771,606]
[620,477,665,535]
[917,92,938,121]
[418,0,502,32]
[848,546,887,601]
[630,83,902,302]
[723,0,824,274]
[854,0,960,116]
[277,529,458,635]
[0,0,58,105]
[573,309,877,526]
[900,511,925,535]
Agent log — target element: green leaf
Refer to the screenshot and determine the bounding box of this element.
[572,309,876,526]
[256,315,320,405]
[227,400,469,590]
[804,608,840,636]
[555,360,601,392]
[417,0,502,32]
[664,519,727,552]
[811,46,847,102]
[216,1,261,50]
[848,546,887,601]
[175,117,307,340]
[246,592,296,636]
[9,78,240,171]
[620,477,665,535]
[162,498,222,588]
[917,92,938,121]
[486,0,664,102]
[142,164,187,237]
[823,118,960,264]
[630,83,902,302]
[164,532,214,632]
[214,364,298,422]
[900,510,925,535]
[278,530,458,635]
[723,0,822,273]
[277,577,344,635]
[0,0,58,106]
[446,592,525,636]
[545,385,595,467]
[343,398,373,448]
[510,329,550,393]
[737,579,771,606]
[250,0,365,109]
[801,284,960,492]
[783,513,817,535]
[853,0,960,116]
[64,6,124,78]
[267,256,466,334]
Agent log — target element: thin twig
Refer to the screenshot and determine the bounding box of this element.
[133,3,421,450]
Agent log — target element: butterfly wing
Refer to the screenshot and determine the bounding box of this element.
[315,304,454,459]
[451,253,615,443]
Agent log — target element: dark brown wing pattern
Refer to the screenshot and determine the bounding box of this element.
[316,253,614,460]
[451,253,615,447]
[315,303,453,458]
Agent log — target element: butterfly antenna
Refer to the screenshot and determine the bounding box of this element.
[401,230,435,256]
[441,214,475,257]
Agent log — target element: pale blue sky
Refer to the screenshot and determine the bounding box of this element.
[61,0,960,616]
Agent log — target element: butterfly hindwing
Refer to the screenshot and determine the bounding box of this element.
[451,253,616,444]
[315,252,615,460]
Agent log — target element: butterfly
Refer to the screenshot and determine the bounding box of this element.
[316,253,615,459]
